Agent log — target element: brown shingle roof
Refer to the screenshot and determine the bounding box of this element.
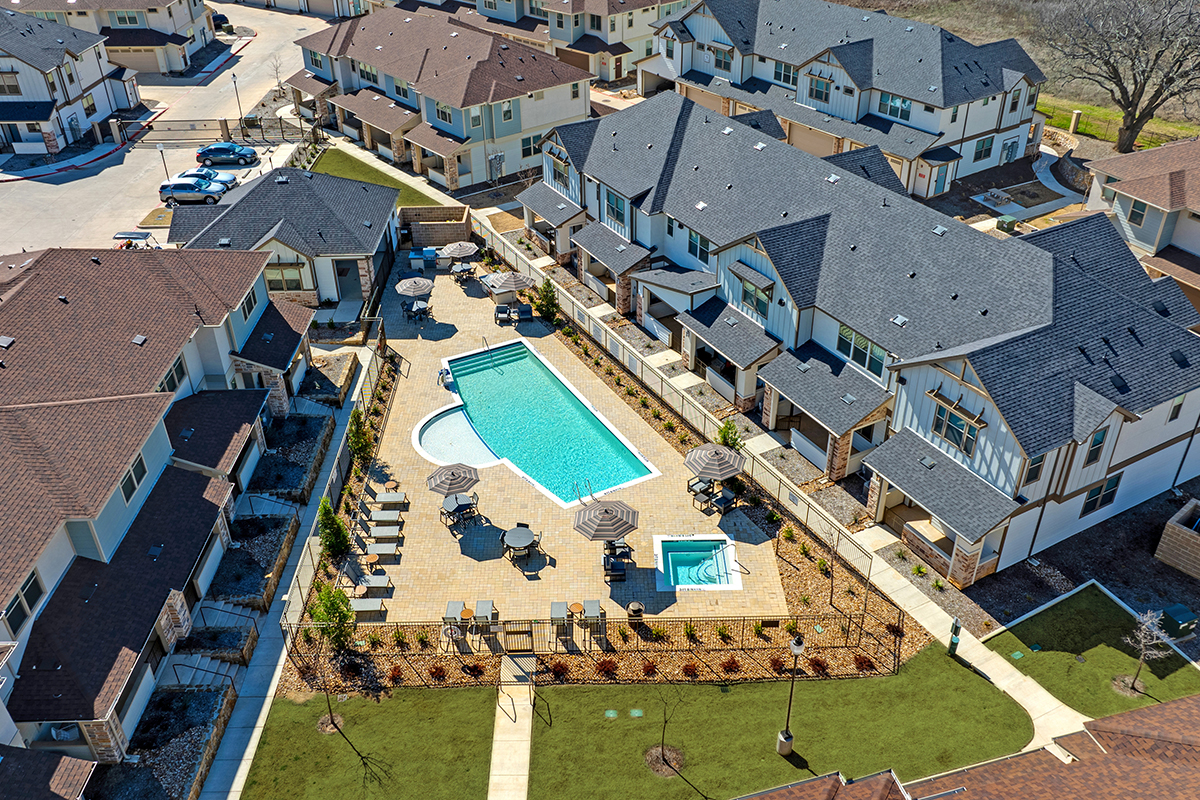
[233,301,314,372]
[404,121,469,157]
[294,9,591,108]
[0,248,270,406]
[165,390,269,474]
[1143,246,1200,290]
[0,743,95,800]
[6,467,231,723]
[284,67,337,97]
[0,393,173,606]
[733,772,907,800]
[1088,139,1200,211]
[330,88,421,134]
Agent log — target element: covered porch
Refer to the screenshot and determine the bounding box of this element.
[570,222,652,314]
[404,122,471,191]
[0,102,55,155]
[516,180,585,265]
[677,296,781,412]
[285,69,339,127]
[329,88,420,164]
[632,266,718,352]
[758,343,890,480]
[864,429,1016,588]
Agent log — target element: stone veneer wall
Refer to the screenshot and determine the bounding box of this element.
[402,206,470,247]
[80,713,128,763]
[269,289,320,307]
[948,547,980,589]
[899,526,951,579]
[827,404,890,481]
[230,355,289,418]
[1157,498,1200,580]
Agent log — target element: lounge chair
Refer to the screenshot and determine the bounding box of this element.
[474,601,495,622]
[510,303,533,322]
[494,304,511,324]
[355,524,402,553]
[444,601,466,624]
[350,597,385,617]
[364,483,408,508]
[342,558,392,591]
[711,489,737,515]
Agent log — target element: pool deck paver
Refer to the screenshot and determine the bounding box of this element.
[372,270,789,622]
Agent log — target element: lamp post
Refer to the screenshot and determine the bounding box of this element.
[777,633,806,756]
[231,72,244,126]
[156,142,169,180]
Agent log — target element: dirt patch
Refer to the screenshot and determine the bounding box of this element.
[487,210,525,233]
[1112,675,1148,697]
[761,445,824,486]
[920,158,1037,221]
[138,208,173,228]
[645,745,685,777]
[300,352,356,406]
[317,713,345,734]
[1004,180,1064,208]
[247,415,334,502]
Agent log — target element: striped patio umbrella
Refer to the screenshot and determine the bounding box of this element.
[483,271,537,295]
[684,443,745,482]
[573,500,639,542]
[439,241,479,259]
[396,276,434,298]
[426,463,480,495]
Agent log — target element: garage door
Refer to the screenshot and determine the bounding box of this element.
[788,124,837,157]
[556,47,590,72]
[307,0,337,16]
[683,86,723,113]
[109,48,162,75]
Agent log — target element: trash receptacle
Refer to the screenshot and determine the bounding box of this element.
[996,215,1018,233]
[1162,604,1198,639]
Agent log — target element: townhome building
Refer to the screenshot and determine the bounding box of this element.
[0,10,140,154]
[0,247,317,770]
[520,91,1200,587]
[635,0,1046,198]
[13,0,214,75]
[289,9,591,190]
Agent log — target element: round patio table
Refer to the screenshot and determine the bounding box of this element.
[568,602,584,616]
[443,494,474,514]
[412,300,429,312]
[353,585,367,598]
[384,480,398,491]
[503,527,535,549]
[451,263,472,274]
[364,554,379,566]
[460,607,474,621]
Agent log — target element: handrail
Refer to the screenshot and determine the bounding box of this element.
[711,540,751,575]
[196,603,260,639]
[170,661,237,696]
[482,335,497,371]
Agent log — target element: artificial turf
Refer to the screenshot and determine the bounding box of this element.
[985,584,1200,718]
[527,645,1032,799]
[310,149,442,207]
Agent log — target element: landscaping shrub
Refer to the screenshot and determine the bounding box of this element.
[596,658,618,677]
[912,564,927,577]
[854,654,876,672]
[388,664,404,683]
[663,419,676,432]
[533,278,560,319]
[550,661,570,680]
[684,622,697,640]
[753,621,764,637]
[716,419,743,450]
[769,655,785,673]
[308,584,354,650]
[782,527,796,542]
[429,664,447,681]
[886,622,906,638]
[642,661,658,676]
[681,662,698,678]
[416,630,431,648]
[463,663,484,678]
[785,620,798,635]
[651,408,662,419]
[317,497,350,560]
[617,626,629,642]
[798,541,809,557]
[933,579,946,592]
[649,626,667,642]
[721,656,741,673]
[367,632,382,649]
[393,630,408,649]
[716,624,731,642]
[800,595,811,606]
[807,656,830,676]
[347,407,372,465]
[817,558,830,576]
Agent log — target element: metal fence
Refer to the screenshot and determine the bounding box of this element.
[125,116,322,146]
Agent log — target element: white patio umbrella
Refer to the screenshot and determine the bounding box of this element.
[439,241,479,260]
[396,276,434,298]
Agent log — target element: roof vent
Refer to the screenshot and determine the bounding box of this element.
[919,455,936,469]
[725,316,738,327]
[979,308,988,316]
[363,220,372,228]
[275,175,289,184]
[796,362,811,373]
[861,15,869,21]
[263,332,275,343]
[404,16,411,21]
[615,244,627,252]
[754,142,766,151]
[500,44,509,49]
[90,256,100,265]
[57,295,67,303]
[451,31,458,37]
[1153,299,1169,316]
[1110,374,1129,392]
[849,244,857,251]
[928,85,937,92]
[693,164,699,170]
[515,75,524,81]
[826,174,840,184]
[721,126,733,135]
[695,201,707,210]
[726,183,733,190]
[781,211,788,218]
[841,393,856,405]
[556,203,566,210]
[217,237,232,247]
[0,336,13,349]
[147,545,163,560]
[932,225,948,236]
[950,293,958,300]
[905,25,914,31]
[1172,350,1190,368]
[375,45,382,50]
[907,271,916,278]
[890,314,908,327]
[132,334,147,346]
[180,428,194,441]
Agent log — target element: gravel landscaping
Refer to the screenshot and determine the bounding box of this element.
[879,542,1000,638]
[299,352,356,407]
[606,315,671,358]
[176,627,250,655]
[247,415,335,503]
[208,515,297,609]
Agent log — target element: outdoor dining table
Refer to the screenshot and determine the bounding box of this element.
[503,526,536,550]
[451,263,472,274]
[443,494,475,514]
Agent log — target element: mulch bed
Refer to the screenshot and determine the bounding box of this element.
[879,542,1000,638]
[247,415,335,502]
[207,515,295,604]
[299,352,356,406]
[919,158,1038,222]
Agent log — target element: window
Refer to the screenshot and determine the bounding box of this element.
[713,48,731,72]
[666,216,675,236]
[0,74,20,96]
[843,86,854,96]
[157,354,187,393]
[571,82,580,100]
[3,572,44,635]
[63,61,75,85]
[741,279,771,317]
[521,135,538,158]
[26,122,41,133]
[646,39,653,57]
[923,103,934,113]
[950,105,959,123]
[396,79,409,99]
[265,267,304,291]
[186,27,195,44]
[120,454,148,503]
[501,100,513,122]
[470,105,482,128]
[82,93,96,117]
[687,230,710,264]
[1084,428,1107,466]
[484,0,497,8]
[1009,89,1021,113]
[436,101,453,124]
[1169,394,1186,423]
[574,14,581,26]
[773,61,798,87]
[1129,199,1147,227]
[47,72,55,95]
[529,0,547,18]
[605,189,626,226]
[836,324,886,378]
[808,75,830,103]
[557,13,564,28]
[665,39,674,59]
[933,405,979,456]
[358,63,378,84]
[1024,454,1045,484]
[1028,87,1038,105]
[878,92,911,121]
[240,286,258,321]
[1081,474,1121,516]
[983,96,990,106]
[590,13,601,30]
[610,16,616,32]
[550,156,568,189]
[1101,174,1119,201]
[973,136,994,162]
[112,10,140,26]
[307,49,323,69]
[627,11,633,26]
[32,10,67,23]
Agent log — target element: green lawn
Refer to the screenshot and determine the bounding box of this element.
[1037,94,1200,149]
[985,585,1200,718]
[528,646,1031,799]
[310,149,443,207]
[241,688,495,800]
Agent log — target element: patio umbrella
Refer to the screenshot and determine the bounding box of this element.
[439,241,479,260]
[396,276,434,298]
[483,271,537,296]
[426,463,480,495]
[573,500,639,542]
[684,442,745,482]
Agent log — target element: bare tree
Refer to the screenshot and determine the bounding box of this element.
[267,53,286,100]
[1037,0,1200,152]
[652,685,711,800]
[1122,609,1172,689]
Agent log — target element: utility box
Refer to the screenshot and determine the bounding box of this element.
[996,215,1018,233]
[1162,604,1198,639]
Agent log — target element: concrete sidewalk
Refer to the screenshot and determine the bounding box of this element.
[488,655,537,800]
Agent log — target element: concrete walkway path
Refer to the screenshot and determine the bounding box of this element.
[969,145,1086,221]
[488,655,537,800]
[850,527,1091,751]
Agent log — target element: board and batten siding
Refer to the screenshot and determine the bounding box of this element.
[717,243,799,347]
[541,149,582,206]
[685,9,745,84]
[91,421,174,561]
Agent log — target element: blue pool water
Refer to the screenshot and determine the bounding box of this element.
[447,342,651,502]
[662,539,730,586]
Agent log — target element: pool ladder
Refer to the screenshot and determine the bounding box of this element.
[573,480,597,505]
[482,336,498,371]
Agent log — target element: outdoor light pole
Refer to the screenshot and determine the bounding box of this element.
[777,633,806,756]
[156,142,169,180]
[231,73,244,125]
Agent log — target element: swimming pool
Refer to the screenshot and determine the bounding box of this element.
[655,536,742,591]
[417,340,656,506]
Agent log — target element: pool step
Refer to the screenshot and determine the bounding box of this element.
[450,345,528,376]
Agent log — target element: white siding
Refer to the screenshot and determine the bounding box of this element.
[521,81,589,130]
[717,243,798,346]
[91,421,173,560]
[1172,212,1200,255]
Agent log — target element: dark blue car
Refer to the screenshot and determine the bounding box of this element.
[196,142,258,167]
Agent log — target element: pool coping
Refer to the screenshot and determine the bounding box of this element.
[411,336,660,509]
[653,533,744,592]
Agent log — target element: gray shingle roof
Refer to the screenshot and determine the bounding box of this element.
[633,265,719,295]
[669,0,1044,107]
[730,109,786,140]
[516,180,584,227]
[234,301,315,372]
[920,145,963,166]
[863,427,1020,542]
[571,222,652,274]
[0,10,105,72]
[179,168,398,258]
[167,206,224,244]
[822,146,907,195]
[728,260,774,290]
[677,296,780,369]
[758,342,891,437]
[0,100,54,123]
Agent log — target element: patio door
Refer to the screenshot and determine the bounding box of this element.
[933,164,947,195]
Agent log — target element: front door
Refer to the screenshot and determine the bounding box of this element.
[67,114,81,142]
[934,164,947,195]
[613,56,622,77]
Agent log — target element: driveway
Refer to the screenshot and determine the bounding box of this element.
[0,5,329,251]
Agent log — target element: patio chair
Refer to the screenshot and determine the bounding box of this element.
[350,597,385,618]
[510,303,533,322]
[687,477,713,495]
[354,528,401,557]
[516,522,530,529]
[712,489,737,516]
[444,601,466,625]
[603,555,627,583]
[495,304,511,324]
[551,601,569,650]
[342,558,392,592]
[364,483,408,508]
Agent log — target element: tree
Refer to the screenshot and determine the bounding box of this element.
[1122,609,1172,689]
[716,419,743,451]
[533,278,560,321]
[267,53,286,100]
[347,407,371,465]
[1037,0,1200,152]
[309,583,356,651]
[317,496,350,559]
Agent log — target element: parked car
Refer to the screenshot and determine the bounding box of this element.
[159,177,226,206]
[211,12,229,26]
[172,167,238,188]
[196,143,258,166]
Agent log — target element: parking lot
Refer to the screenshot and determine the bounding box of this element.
[0,4,329,250]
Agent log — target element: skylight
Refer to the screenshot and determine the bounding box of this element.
[841,393,856,405]
[890,314,908,327]
[826,174,840,184]
[932,225,948,236]
[754,142,766,151]
[796,362,811,373]
[919,455,936,469]
[0,336,12,349]
[695,201,707,210]
[721,126,733,135]
[132,335,147,346]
